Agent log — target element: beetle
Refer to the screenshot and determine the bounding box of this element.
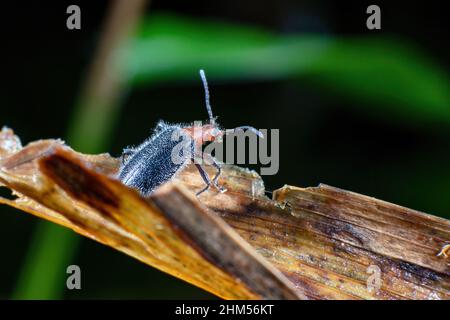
[118,69,263,196]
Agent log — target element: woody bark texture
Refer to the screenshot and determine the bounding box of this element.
[0,127,448,300]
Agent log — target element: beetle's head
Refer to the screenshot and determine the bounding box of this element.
[183,123,224,144]
[184,70,264,146]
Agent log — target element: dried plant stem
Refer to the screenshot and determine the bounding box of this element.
[1,131,448,299]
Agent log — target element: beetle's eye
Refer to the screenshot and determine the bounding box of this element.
[211,128,221,137]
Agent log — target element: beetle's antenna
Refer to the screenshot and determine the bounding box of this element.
[199,69,215,125]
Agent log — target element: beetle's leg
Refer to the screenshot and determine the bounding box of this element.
[123,148,134,155]
[193,160,212,196]
[121,148,134,165]
[155,120,167,132]
[202,153,227,193]
[438,244,450,258]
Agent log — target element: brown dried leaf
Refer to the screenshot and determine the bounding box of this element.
[0,127,449,299]
[0,127,301,299]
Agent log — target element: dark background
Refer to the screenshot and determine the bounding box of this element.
[0,1,448,299]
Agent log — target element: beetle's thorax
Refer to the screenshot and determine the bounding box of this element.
[183,124,223,146]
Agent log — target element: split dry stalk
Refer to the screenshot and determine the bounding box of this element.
[0,127,448,299]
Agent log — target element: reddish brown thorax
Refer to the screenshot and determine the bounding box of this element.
[183,124,224,148]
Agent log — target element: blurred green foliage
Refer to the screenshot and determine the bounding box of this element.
[12,223,77,299]
[125,13,450,125]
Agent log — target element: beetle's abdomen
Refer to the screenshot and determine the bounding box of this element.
[118,125,193,195]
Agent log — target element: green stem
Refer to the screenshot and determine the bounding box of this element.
[11,223,79,299]
[11,0,147,299]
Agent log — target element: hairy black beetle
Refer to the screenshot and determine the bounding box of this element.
[118,70,263,196]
